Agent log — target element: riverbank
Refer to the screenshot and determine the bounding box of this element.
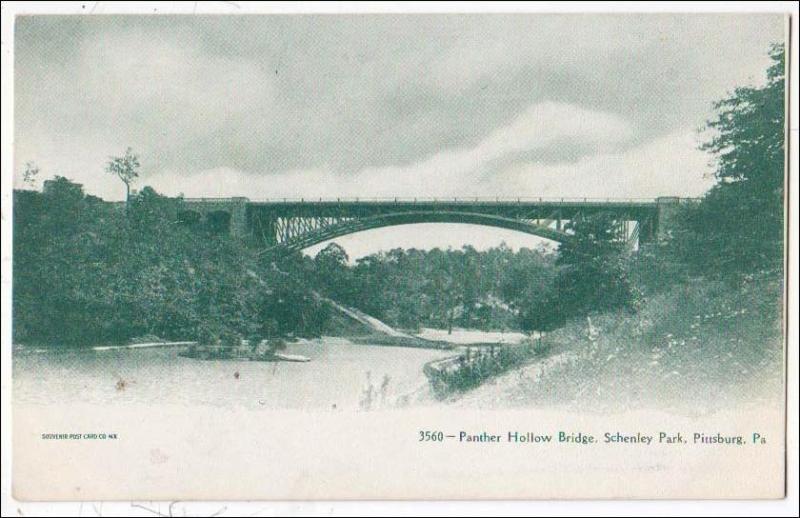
[348,334,453,349]
[12,341,197,354]
[93,340,196,351]
[415,327,527,345]
[439,275,784,413]
[12,326,521,355]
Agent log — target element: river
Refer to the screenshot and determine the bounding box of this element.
[13,338,453,410]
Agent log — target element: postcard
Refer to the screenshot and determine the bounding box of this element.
[4,8,791,502]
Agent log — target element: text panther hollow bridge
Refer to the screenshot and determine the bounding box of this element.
[175,196,695,253]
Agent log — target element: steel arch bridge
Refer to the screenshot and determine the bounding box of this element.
[177,196,691,254]
[263,209,573,252]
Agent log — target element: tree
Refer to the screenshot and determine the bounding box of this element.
[106,147,140,203]
[555,212,635,318]
[22,161,39,188]
[518,290,566,336]
[425,248,461,334]
[498,246,559,333]
[702,43,784,192]
[315,242,349,270]
[457,246,482,327]
[128,186,179,232]
[670,44,785,276]
[314,242,359,305]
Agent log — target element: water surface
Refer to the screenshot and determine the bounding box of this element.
[13,338,452,410]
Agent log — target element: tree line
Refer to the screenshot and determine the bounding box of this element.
[12,183,330,346]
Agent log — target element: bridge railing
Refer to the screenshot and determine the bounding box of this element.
[179,196,703,205]
[180,197,247,203]
[245,196,687,204]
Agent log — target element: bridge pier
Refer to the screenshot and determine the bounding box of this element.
[229,197,248,238]
[655,197,681,241]
[179,196,250,237]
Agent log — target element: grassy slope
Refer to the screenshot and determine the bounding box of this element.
[450,273,784,413]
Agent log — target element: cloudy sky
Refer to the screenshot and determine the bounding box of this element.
[14,14,785,256]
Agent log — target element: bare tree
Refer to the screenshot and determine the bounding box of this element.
[105,147,140,203]
[22,161,39,188]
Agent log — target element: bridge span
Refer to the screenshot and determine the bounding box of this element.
[176,196,694,252]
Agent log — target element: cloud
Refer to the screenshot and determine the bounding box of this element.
[337,101,635,197]
[78,29,274,131]
[143,113,710,201]
[15,18,278,179]
[144,101,635,198]
[12,14,779,256]
[491,129,715,199]
[14,14,784,185]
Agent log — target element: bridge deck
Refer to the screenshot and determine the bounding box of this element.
[238,198,679,220]
[182,196,672,208]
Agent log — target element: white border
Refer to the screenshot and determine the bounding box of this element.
[1,2,797,516]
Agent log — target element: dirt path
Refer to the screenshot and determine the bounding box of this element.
[322,297,414,338]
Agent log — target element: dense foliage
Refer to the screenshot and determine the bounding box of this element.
[306,243,557,333]
[13,182,330,347]
[668,44,785,276]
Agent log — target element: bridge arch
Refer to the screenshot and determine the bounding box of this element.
[269,210,572,253]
